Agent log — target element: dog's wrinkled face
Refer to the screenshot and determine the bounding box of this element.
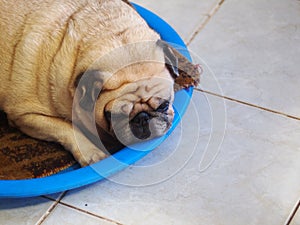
[101,64,174,146]
[72,42,178,151]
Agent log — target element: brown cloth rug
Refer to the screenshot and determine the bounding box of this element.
[0,111,77,180]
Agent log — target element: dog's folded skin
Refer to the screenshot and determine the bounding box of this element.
[0,0,200,166]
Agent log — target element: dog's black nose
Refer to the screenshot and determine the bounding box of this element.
[130,112,151,140]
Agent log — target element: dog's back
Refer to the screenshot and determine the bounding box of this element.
[0,0,78,109]
[0,0,157,114]
[0,0,27,106]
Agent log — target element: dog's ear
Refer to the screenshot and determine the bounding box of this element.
[157,40,179,79]
[74,70,103,111]
[157,39,201,91]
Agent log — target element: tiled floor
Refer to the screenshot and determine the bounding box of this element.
[1,0,300,225]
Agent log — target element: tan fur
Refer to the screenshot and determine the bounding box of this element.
[0,0,175,166]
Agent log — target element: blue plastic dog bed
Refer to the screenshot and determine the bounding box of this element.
[0,3,193,198]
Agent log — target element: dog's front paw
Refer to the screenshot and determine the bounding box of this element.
[74,149,107,167]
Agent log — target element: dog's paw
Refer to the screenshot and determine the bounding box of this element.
[75,149,107,167]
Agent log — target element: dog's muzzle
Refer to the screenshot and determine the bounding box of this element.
[130,111,152,140]
[129,100,172,140]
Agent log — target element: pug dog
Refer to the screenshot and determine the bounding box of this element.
[0,0,199,166]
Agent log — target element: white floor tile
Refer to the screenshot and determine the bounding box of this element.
[0,197,55,225]
[189,0,300,118]
[132,0,220,42]
[42,204,118,225]
[60,91,300,225]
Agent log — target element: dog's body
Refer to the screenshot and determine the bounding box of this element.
[0,0,197,166]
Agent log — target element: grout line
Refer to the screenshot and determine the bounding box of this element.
[54,200,125,225]
[42,192,67,202]
[186,0,225,46]
[36,192,68,225]
[195,88,300,121]
[285,200,300,225]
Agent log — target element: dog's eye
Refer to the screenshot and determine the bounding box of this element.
[156,101,170,113]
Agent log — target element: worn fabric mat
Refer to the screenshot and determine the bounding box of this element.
[0,111,76,180]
